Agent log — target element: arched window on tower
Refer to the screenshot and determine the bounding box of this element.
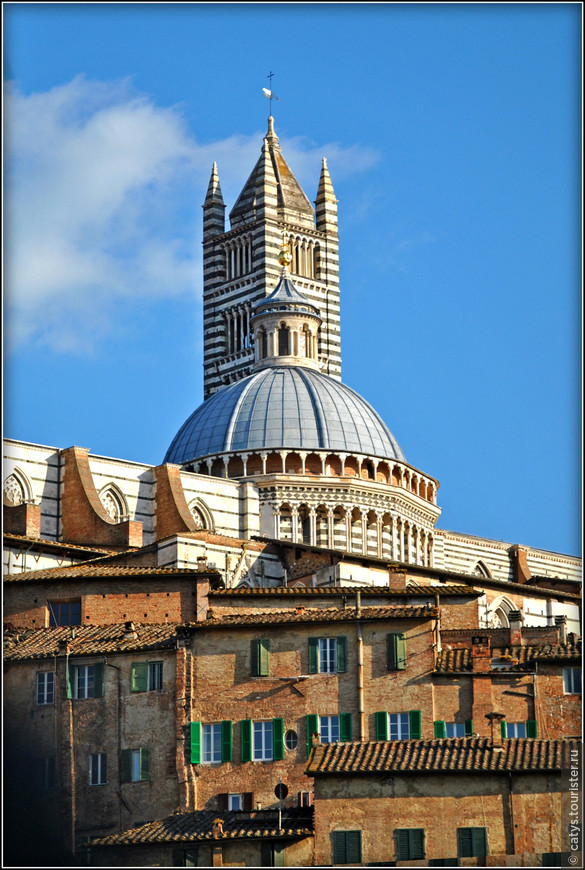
[314,243,321,280]
[278,323,290,356]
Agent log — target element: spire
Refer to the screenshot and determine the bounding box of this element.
[202,162,225,240]
[204,161,225,206]
[254,138,279,220]
[315,157,338,232]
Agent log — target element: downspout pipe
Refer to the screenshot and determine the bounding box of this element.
[356,591,365,741]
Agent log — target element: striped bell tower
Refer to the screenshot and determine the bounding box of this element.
[202,116,340,399]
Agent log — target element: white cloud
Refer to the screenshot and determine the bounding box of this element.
[3,76,380,355]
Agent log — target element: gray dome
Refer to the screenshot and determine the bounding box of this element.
[164,367,405,465]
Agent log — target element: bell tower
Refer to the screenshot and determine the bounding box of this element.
[202,116,340,399]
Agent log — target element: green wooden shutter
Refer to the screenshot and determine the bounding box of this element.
[131,662,148,692]
[465,718,474,736]
[66,665,74,699]
[273,718,284,760]
[396,830,409,861]
[241,719,252,762]
[120,749,131,783]
[336,636,347,673]
[409,710,422,739]
[526,719,538,738]
[190,722,201,764]
[387,633,407,670]
[93,663,105,698]
[472,828,487,857]
[375,711,388,740]
[139,747,150,780]
[221,720,232,762]
[457,828,472,858]
[434,720,446,738]
[346,831,362,864]
[259,638,270,676]
[340,712,352,742]
[307,713,319,752]
[501,720,507,738]
[308,637,318,674]
[332,831,346,864]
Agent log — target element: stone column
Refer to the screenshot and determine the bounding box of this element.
[291,506,299,543]
[309,507,317,547]
[327,509,334,549]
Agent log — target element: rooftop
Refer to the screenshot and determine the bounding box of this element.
[210,584,479,598]
[306,737,577,776]
[436,639,581,672]
[3,623,178,661]
[4,563,222,584]
[89,807,314,848]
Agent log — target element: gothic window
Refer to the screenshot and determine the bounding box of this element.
[188,499,214,533]
[4,474,26,506]
[98,485,127,522]
[472,560,491,578]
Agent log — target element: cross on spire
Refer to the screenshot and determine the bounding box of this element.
[263,72,280,117]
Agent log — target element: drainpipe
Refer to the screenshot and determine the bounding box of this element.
[105,661,123,831]
[508,773,516,855]
[356,591,365,741]
[435,593,441,653]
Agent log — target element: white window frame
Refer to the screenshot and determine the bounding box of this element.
[36,671,54,705]
[253,720,273,761]
[389,712,410,740]
[202,723,222,763]
[75,665,95,700]
[563,667,581,694]
[148,661,163,691]
[318,638,337,673]
[320,715,340,744]
[228,794,243,811]
[445,722,465,738]
[285,729,298,751]
[90,753,107,785]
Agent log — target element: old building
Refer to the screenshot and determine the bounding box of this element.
[3,112,581,866]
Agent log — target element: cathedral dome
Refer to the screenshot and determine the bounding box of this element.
[164,367,405,465]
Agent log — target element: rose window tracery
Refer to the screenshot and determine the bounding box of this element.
[4,475,25,506]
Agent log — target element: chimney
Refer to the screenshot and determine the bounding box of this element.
[508,610,523,646]
[388,565,406,590]
[123,621,137,639]
[471,635,491,673]
[485,711,506,748]
[356,590,362,617]
[509,545,531,584]
[311,732,321,747]
[555,615,567,645]
[197,556,207,572]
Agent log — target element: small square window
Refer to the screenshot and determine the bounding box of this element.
[36,672,54,705]
[90,753,107,785]
[253,721,273,761]
[445,722,465,738]
[505,722,526,738]
[563,668,581,694]
[49,600,81,626]
[319,715,340,744]
[389,713,410,740]
[202,724,222,763]
[228,794,242,811]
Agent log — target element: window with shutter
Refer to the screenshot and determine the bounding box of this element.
[273,718,284,760]
[332,831,362,864]
[336,636,347,672]
[375,711,388,740]
[131,662,148,692]
[387,633,407,670]
[465,718,474,736]
[457,827,487,858]
[308,637,318,673]
[190,722,201,764]
[251,639,270,677]
[434,720,446,738]
[395,829,425,861]
[241,719,252,762]
[306,714,319,752]
[340,712,352,742]
[221,720,233,762]
[526,719,538,738]
[409,709,422,739]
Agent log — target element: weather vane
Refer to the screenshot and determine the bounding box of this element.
[262,71,280,116]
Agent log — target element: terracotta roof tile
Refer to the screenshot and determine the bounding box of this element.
[4,533,111,554]
[436,639,581,672]
[89,808,314,847]
[190,605,438,630]
[306,737,577,776]
[211,584,479,598]
[4,564,221,583]
[3,623,178,661]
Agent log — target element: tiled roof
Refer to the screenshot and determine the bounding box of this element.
[436,639,581,672]
[4,533,111,554]
[190,605,439,629]
[4,563,221,583]
[212,584,479,598]
[167,530,267,551]
[306,737,577,776]
[89,808,314,847]
[3,623,178,661]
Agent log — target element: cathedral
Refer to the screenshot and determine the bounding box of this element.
[3,115,581,867]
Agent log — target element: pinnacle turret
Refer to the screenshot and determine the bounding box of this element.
[202,162,225,240]
[315,158,338,232]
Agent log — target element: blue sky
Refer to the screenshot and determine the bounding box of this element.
[2,3,582,556]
